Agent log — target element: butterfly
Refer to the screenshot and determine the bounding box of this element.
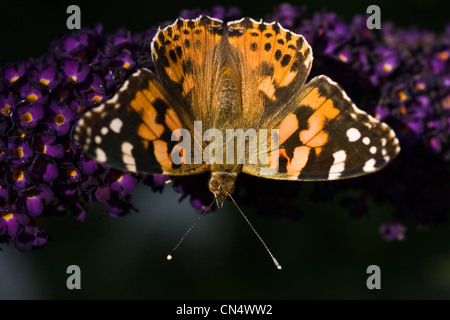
[74,16,400,209]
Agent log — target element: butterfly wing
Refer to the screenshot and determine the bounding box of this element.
[243,75,401,180]
[74,68,208,175]
[151,16,225,129]
[225,18,313,128]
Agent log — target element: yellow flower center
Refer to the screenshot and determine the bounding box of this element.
[67,168,78,177]
[397,91,407,102]
[442,96,450,109]
[1,104,10,116]
[438,51,449,61]
[123,62,130,69]
[399,105,407,115]
[1,212,13,221]
[10,76,19,83]
[12,169,24,181]
[415,82,425,90]
[36,144,47,154]
[383,63,393,72]
[13,147,24,158]
[92,96,102,103]
[54,114,66,125]
[77,107,85,115]
[111,171,123,182]
[338,54,348,62]
[27,94,38,102]
[12,130,26,138]
[20,112,33,123]
[40,79,50,86]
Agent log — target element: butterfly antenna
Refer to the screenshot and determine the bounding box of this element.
[167,198,216,261]
[228,194,282,270]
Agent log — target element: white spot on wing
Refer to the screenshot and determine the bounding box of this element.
[346,128,361,142]
[328,172,342,180]
[95,148,107,162]
[363,158,376,172]
[333,150,347,163]
[93,104,105,113]
[110,118,123,133]
[370,146,377,154]
[362,137,371,145]
[101,127,109,135]
[329,150,346,179]
[122,142,137,172]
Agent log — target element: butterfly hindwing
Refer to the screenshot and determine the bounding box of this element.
[74,68,208,175]
[242,75,401,180]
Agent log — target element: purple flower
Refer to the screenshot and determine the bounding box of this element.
[95,186,111,203]
[33,135,64,159]
[19,83,46,104]
[30,157,59,184]
[62,59,90,83]
[105,169,138,199]
[3,62,28,85]
[0,211,30,238]
[78,153,100,175]
[0,93,15,117]
[45,100,76,136]
[13,225,48,251]
[0,179,9,201]
[6,167,30,190]
[13,103,44,129]
[31,63,61,89]
[16,185,54,217]
[379,222,407,241]
[7,138,33,166]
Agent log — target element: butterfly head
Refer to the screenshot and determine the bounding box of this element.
[208,171,237,207]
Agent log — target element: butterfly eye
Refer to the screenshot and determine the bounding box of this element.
[208,179,220,192]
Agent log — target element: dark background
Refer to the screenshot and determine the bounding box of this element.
[1,0,450,299]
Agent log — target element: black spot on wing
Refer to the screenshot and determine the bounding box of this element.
[275,50,282,61]
[280,54,291,67]
[169,50,177,62]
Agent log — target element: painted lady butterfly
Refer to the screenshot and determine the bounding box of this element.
[74,16,400,213]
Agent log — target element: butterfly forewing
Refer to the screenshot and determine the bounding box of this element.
[151,16,224,129]
[226,18,313,128]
